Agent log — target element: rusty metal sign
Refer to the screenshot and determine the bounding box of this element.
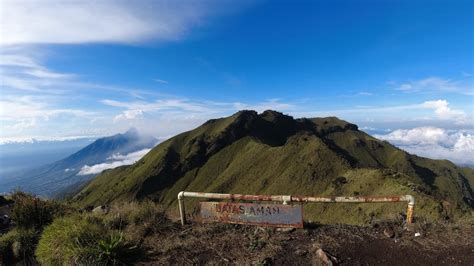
[199,201,303,228]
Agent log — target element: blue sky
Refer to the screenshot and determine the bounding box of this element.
[0,0,473,164]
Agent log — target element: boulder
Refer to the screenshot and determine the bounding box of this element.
[314,248,333,266]
[92,205,110,214]
[383,226,395,238]
[0,214,11,229]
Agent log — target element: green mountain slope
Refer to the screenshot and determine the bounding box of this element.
[73,110,473,224]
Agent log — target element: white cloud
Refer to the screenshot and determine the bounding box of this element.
[114,110,145,122]
[0,49,78,94]
[4,118,37,131]
[0,0,238,46]
[422,100,467,121]
[24,69,74,79]
[0,94,97,140]
[0,96,92,122]
[0,54,40,68]
[376,127,448,145]
[103,98,295,123]
[376,127,474,165]
[103,98,219,123]
[96,97,298,139]
[394,76,473,95]
[78,148,151,175]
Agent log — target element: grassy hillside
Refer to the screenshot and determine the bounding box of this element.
[73,110,474,224]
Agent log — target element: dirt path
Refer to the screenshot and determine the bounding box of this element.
[140,222,474,265]
[274,226,473,265]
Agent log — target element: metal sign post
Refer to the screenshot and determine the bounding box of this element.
[177,191,415,228]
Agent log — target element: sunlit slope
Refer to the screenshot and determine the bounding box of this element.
[74,110,473,224]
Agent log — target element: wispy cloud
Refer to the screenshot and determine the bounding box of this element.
[0,96,93,123]
[0,49,78,94]
[0,54,41,68]
[0,0,239,46]
[394,76,473,95]
[95,97,297,138]
[294,99,469,124]
[233,99,295,112]
[103,97,295,123]
[0,95,96,141]
[153,79,169,84]
[102,98,217,118]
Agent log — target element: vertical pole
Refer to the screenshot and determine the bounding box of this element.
[282,195,291,205]
[178,191,186,225]
[406,203,414,224]
[404,194,415,225]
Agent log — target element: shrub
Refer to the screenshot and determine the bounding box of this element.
[0,229,38,264]
[95,232,131,264]
[0,230,17,262]
[36,214,138,265]
[1,191,66,265]
[10,191,66,230]
[36,201,168,265]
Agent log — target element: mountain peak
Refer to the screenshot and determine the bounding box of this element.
[123,127,139,138]
[259,110,293,122]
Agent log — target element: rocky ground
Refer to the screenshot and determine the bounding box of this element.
[140,221,474,265]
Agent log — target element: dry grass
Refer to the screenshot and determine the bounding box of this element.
[142,222,287,264]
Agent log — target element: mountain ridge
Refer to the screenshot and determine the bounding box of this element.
[74,111,473,224]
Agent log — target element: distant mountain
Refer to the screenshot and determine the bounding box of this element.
[74,111,473,224]
[0,128,158,197]
[0,138,96,179]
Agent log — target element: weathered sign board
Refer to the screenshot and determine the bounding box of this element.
[199,202,303,228]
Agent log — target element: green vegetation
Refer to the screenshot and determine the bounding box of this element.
[1,194,168,265]
[35,214,133,265]
[73,110,473,224]
[35,200,168,265]
[0,229,38,264]
[0,191,67,264]
[10,191,67,230]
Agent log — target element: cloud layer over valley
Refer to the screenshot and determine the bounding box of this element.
[78,148,152,175]
[376,127,474,166]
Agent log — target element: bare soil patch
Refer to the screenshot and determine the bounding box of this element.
[140,222,474,265]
